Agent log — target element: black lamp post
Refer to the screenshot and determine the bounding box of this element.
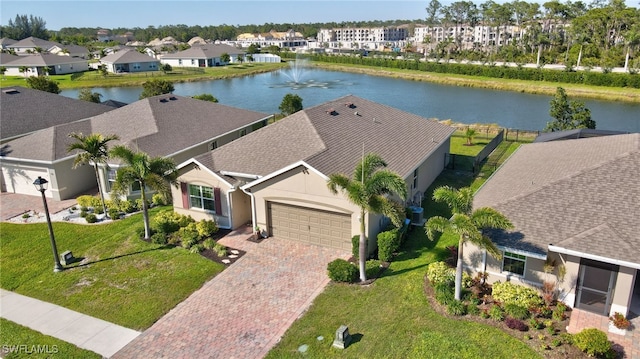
[33,176,63,272]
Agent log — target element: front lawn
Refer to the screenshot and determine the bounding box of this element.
[266,168,541,358]
[0,207,224,330]
[0,318,101,359]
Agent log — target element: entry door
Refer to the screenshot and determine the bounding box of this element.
[576,261,617,315]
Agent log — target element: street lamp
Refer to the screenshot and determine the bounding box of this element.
[33,176,63,272]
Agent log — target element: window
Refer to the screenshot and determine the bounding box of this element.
[191,59,195,65]
[189,184,215,211]
[107,169,117,191]
[413,169,419,190]
[239,129,247,137]
[178,59,182,65]
[503,251,526,276]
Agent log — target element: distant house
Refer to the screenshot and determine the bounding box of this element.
[48,44,89,59]
[464,134,640,331]
[1,94,271,200]
[0,53,89,76]
[99,49,159,73]
[160,44,245,67]
[0,37,17,50]
[4,36,88,58]
[171,95,455,247]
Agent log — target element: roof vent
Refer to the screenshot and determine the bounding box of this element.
[169,96,177,100]
[2,88,20,94]
[345,102,355,108]
[159,98,168,103]
[326,108,337,115]
[354,111,360,116]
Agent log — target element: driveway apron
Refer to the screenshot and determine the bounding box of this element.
[113,232,349,359]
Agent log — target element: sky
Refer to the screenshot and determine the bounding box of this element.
[1,0,638,31]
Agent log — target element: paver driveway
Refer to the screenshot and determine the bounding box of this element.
[113,230,349,359]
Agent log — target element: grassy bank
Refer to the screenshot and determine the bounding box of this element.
[0,62,287,89]
[311,62,640,103]
[0,207,224,330]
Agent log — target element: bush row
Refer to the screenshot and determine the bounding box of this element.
[300,54,640,89]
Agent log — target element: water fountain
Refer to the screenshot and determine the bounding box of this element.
[272,57,347,90]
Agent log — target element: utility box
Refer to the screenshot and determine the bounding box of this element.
[332,325,352,349]
[61,251,74,266]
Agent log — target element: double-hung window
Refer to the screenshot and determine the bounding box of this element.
[189,184,215,212]
[502,251,526,276]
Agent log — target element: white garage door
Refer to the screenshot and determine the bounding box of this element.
[268,202,352,250]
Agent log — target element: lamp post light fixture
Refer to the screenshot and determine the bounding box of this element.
[33,176,63,272]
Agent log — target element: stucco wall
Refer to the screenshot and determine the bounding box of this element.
[172,162,233,229]
[406,137,450,201]
[611,266,636,315]
[51,159,96,200]
[1,160,52,198]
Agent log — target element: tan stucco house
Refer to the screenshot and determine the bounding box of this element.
[160,44,245,67]
[1,94,271,201]
[99,49,160,73]
[171,95,455,251]
[464,134,640,321]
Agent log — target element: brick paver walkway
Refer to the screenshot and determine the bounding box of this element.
[568,308,640,358]
[113,229,349,359]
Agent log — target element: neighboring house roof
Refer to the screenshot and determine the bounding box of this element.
[161,44,244,59]
[0,53,20,64]
[533,128,629,143]
[0,53,88,66]
[474,134,640,264]
[190,95,455,185]
[0,38,17,47]
[7,36,59,50]
[101,99,128,108]
[100,49,158,64]
[0,86,114,141]
[2,94,269,163]
[49,44,88,55]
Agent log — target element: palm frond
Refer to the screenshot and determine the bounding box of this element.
[367,169,408,200]
[326,173,351,194]
[471,207,514,230]
[110,145,136,166]
[478,234,502,260]
[425,216,450,241]
[432,186,473,215]
[354,153,387,182]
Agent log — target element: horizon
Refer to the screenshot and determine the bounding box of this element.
[2,0,637,32]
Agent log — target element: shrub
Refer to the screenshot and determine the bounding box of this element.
[365,259,382,278]
[136,225,156,239]
[107,208,121,220]
[504,304,530,320]
[80,209,88,218]
[189,244,204,254]
[377,229,399,262]
[610,312,631,330]
[202,238,216,250]
[119,200,137,213]
[538,306,553,319]
[447,300,467,316]
[551,338,562,347]
[85,213,98,223]
[196,219,218,238]
[489,305,505,321]
[573,328,612,357]
[327,259,357,283]
[529,318,544,330]
[153,211,185,234]
[151,232,168,245]
[152,193,167,206]
[434,282,455,306]
[178,226,199,249]
[136,198,150,211]
[94,206,104,215]
[505,317,528,331]
[22,213,30,219]
[480,309,490,319]
[466,303,480,316]
[76,195,94,208]
[553,302,567,321]
[426,261,455,286]
[559,332,573,345]
[492,281,544,309]
[212,243,227,257]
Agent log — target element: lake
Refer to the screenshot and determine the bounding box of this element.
[60,67,640,132]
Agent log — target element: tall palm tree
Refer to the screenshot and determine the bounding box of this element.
[67,132,119,218]
[425,186,513,300]
[109,145,177,239]
[327,153,407,282]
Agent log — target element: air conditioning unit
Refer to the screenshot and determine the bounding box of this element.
[410,206,424,226]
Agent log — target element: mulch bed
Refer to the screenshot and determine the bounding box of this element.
[199,247,245,265]
[422,276,591,359]
[246,233,265,243]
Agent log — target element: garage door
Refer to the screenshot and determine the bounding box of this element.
[268,202,352,250]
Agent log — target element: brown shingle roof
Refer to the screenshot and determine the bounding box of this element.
[2,94,269,162]
[100,50,158,64]
[161,44,244,59]
[1,86,114,141]
[192,95,455,182]
[475,134,640,262]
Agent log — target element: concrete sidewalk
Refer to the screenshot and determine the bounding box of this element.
[0,289,140,358]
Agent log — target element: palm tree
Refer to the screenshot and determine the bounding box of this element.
[425,186,513,301]
[67,132,119,218]
[109,145,178,239]
[465,128,477,145]
[327,153,407,282]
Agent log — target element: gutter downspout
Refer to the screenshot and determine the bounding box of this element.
[225,187,236,230]
[240,186,257,233]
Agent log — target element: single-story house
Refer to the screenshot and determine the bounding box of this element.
[160,44,245,67]
[0,37,17,49]
[0,53,89,76]
[171,95,455,251]
[1,86,114,143]
[5,36,59,54]
[465,134,639,320]
[533,128,629,143]
[1,94,271,201]
[48,44,89,59]
[99,49,159,73]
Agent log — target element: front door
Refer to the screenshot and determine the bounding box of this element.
[576,260,617,315]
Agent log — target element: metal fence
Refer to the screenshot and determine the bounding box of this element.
[472,129,504,173]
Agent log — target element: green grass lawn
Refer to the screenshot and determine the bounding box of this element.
[0,318,101,359]
[0,62,287,89]
[0,207,224,330]
[265,166,540,359]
